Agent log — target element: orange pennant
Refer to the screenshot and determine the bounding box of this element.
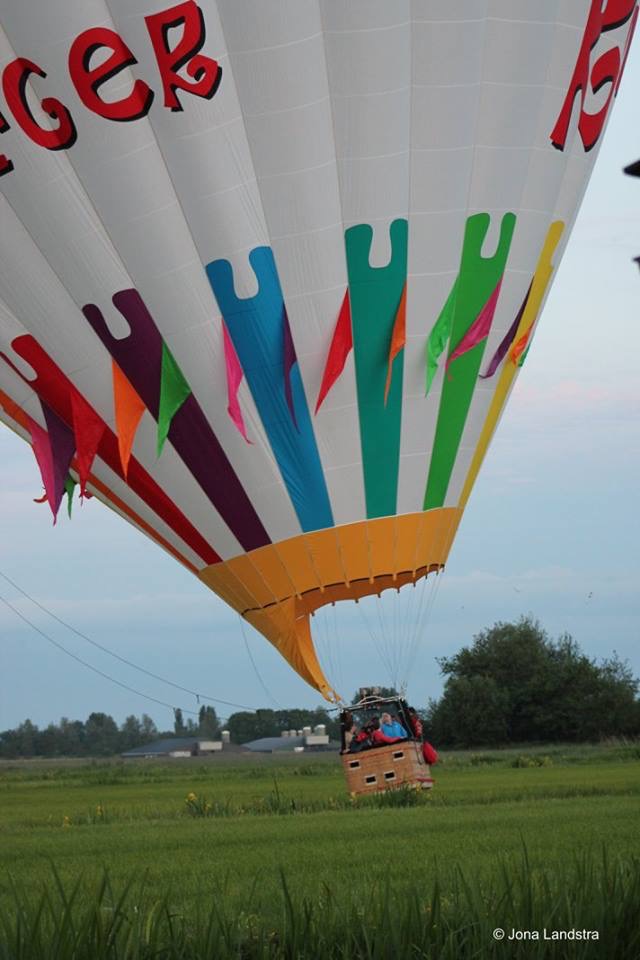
[510,329,531,366]
[112,361,145,479]
[384,283,407,405]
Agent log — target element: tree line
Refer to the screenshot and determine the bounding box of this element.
[3,618,638,757]
[0,704,342,758]
[225,708,339,744]
[0,705,221,759]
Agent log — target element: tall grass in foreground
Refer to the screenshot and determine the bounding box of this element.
[1,849,638,959]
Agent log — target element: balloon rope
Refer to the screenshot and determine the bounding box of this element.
[239,615,283,709]
[373,591,395,683]
[355,595,395,682]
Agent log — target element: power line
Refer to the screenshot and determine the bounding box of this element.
[0,569,257,712]
[1,591,201,717]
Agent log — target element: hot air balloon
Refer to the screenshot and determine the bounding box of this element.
[0,0,636,705]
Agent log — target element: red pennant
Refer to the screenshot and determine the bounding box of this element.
[315,290,353,414]
[69,388,104,498]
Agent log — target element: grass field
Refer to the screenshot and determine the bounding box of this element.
[1,742,639,958]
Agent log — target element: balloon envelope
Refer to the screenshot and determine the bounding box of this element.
[0,1,636,699]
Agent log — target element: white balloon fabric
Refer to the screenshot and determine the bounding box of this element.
[0,1,636,698]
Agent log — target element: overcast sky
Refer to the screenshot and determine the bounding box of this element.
[1,45,639,732]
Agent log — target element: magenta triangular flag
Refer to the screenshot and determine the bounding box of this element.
[222,321,251,443]
[40,402,75,522]
[446,276,503,372]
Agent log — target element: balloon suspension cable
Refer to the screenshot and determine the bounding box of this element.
[356,560,446,697]
[238,614,283,709]
[311,601,347,705]
[0,590,202,718]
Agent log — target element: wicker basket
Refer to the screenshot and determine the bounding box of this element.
[341,741,433,795]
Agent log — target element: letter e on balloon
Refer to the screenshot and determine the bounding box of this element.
[145,0,222,111]
[69,27,154,122]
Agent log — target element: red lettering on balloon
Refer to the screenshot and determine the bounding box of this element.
[69,27,154,122]
[551,0,638,152]
[145,0,221,111]
[0,111,13,175]
[2,58,77,151]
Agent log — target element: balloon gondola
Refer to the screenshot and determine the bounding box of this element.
[340,692,435,796]
[0,2,636,731]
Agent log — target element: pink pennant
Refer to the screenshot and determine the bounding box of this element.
[222,321,251,443]
[446,277,504,372]
[29,419,57,519]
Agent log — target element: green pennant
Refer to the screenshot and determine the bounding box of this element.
[157,343,192,457]
[426,280,457,395]
[64,476,77,519]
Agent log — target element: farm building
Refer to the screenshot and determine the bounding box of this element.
[244,725,337,753]
[122,737,227,759]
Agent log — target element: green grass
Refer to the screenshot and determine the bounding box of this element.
[1,742,639,957]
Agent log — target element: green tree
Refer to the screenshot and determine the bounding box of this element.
[428,617,640,746]
[17,719,38,756]
[59,717,86,756]
[227,709,277,743]
[198,705,220,739]
[35,723,60,757]
[174,708,186,736]
[427,676,509,747]
[140,714,158,742]
[120,715,143,751]
[0,727,21,758]
[84,713,120,756]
